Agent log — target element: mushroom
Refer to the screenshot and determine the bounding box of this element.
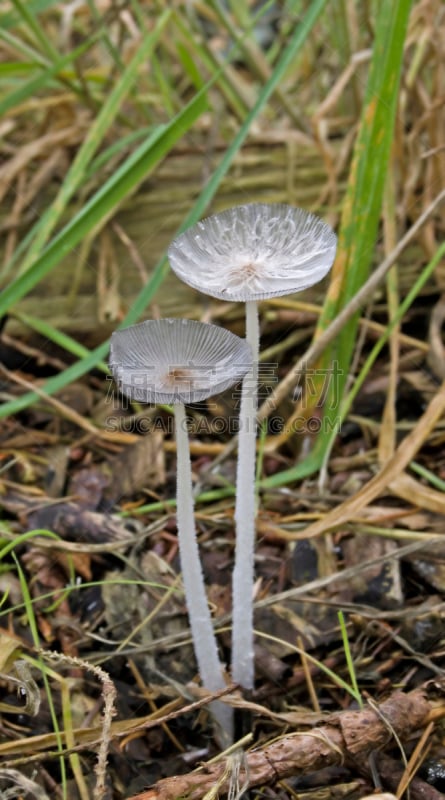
[168,203,337,690]
[109,317,252,740]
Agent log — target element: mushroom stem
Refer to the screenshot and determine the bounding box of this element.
[232,299,260,690]
[173,402,233,741]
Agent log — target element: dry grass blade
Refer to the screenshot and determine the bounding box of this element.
[378,166,400,465]
[0,685,235,761]
[389,472,445,515]
[298,379,445,539]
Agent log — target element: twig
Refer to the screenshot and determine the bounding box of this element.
[126,684,439,800]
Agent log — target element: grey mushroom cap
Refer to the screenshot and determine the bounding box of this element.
[168,203,337,302]
[109,318,252,405]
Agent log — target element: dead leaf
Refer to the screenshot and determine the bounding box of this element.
[104,430,166,502]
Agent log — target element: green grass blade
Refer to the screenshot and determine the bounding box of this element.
[0,0,328,419]
[315,0,412,412]
[338,611,363,708]
[118,0,330,324]
[12,312,109,372]
[0,529,60,560]
[0,101,203,320]
[410,461,445,493]
[176,41,206,90]
[13,553,68,797]
[173,0,329,227]
[0,0,60,29]
[0,34,99,119]
[0,61,38,76]
[17,9,172,275]
[0,26,51,65]
[171,9,248,120]
[0,343,111,418]
[0,125,156,281]
[10,0,60,61]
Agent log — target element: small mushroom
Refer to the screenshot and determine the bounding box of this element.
[168,204,337,690]
[110,318,252,740]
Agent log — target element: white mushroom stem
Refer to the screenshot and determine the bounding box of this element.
[173,402,233,741]
[232,299,260,690]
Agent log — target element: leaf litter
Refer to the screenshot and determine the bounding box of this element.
[0,2,445,799]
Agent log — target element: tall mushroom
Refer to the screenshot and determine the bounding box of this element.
[110,318,252,741]
[168,203,337,690]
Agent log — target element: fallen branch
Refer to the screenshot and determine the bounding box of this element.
[128,684,442,800]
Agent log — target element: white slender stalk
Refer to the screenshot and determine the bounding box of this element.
[232,300,260,689]
[174,402,233,741]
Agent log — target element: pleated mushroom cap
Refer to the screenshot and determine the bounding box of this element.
[168,203,337,302]
[110,318,252,405]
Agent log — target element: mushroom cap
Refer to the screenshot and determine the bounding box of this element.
[109,318,252,405]
[168,203,337,302]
